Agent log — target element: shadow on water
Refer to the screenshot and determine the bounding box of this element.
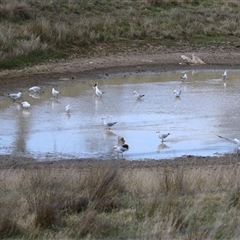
[0,70,240,160]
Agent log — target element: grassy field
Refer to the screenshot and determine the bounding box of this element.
[0,0,239,70]
[1,159,240,239]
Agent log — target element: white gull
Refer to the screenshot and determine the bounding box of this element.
[8,92,22,101]
[133,91,145,100]
[114,144,129,157]
[173,90,181,98]
[101,117,117,130]
[222,71,227,80]
[95,85,104,97]
[21,101,31,109]
[52,88,60,98]
[66,104,71,113]
[180,73,187,82]
[156,131,170,142]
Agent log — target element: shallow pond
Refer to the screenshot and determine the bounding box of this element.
[0,70,240,161]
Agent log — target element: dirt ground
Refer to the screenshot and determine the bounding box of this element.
[1,45,240,169]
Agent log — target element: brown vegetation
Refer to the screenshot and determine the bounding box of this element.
[1,156,240,239]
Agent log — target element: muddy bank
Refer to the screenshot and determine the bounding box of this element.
[1,47,240,94]
[0,153,239,170]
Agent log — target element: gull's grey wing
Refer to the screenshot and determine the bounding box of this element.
[107,122,117,127]
[217,135,239,145]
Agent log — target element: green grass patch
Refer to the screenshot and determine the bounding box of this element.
[0,49,70,70]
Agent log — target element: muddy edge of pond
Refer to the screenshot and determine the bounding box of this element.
[1,48,240,94]
[0,48,240,168]
[0,154,240,170]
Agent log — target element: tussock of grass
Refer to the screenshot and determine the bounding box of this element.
[0,2,31,21]
[1,159,240,239]
[0,208,23,238]
[0,0,239,69]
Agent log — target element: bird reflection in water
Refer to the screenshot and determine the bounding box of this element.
[157,143,169,153]
[103,130,116,140]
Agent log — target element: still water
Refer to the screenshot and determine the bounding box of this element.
[0,70,240,161]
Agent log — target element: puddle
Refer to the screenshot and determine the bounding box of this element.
[0,70,240,161]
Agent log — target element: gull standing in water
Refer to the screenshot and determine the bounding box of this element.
[217,135,240,152]
[101,117,117,130]
[65,104,71,114]
[28,86,41,93]
[95,85,104,97]
[222,71,227,80]
[133,91,145,100]
[118,136,126,146]
[180,73,187,82]
[21,101,31,109]
[8,92,22,101]
[156,131,170,142]
[93,82,98,92]
[52,88,60,98]
[114,144,129,157]
[173,90,181,98]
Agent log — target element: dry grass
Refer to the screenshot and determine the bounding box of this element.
[1,160,240,239]
[0,0,239,69]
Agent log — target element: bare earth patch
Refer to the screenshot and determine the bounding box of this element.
[0,45,240,169]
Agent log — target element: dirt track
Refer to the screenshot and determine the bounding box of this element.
[0,46,240,168]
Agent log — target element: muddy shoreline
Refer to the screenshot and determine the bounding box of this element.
[1,48,240,94]
[1,48,240,168]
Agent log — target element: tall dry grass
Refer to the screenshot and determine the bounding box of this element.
[1,159,240,239]
[0,0,239,69]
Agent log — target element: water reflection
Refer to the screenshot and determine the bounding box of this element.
[157,143,169,152]
[29,93,41,99]
[1,70,240,160]
[65,113,71,120]
[51,99,60,108]
[11,104,31,154]
[103,130,116,140]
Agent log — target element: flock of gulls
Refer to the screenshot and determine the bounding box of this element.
[5,53,240,157]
